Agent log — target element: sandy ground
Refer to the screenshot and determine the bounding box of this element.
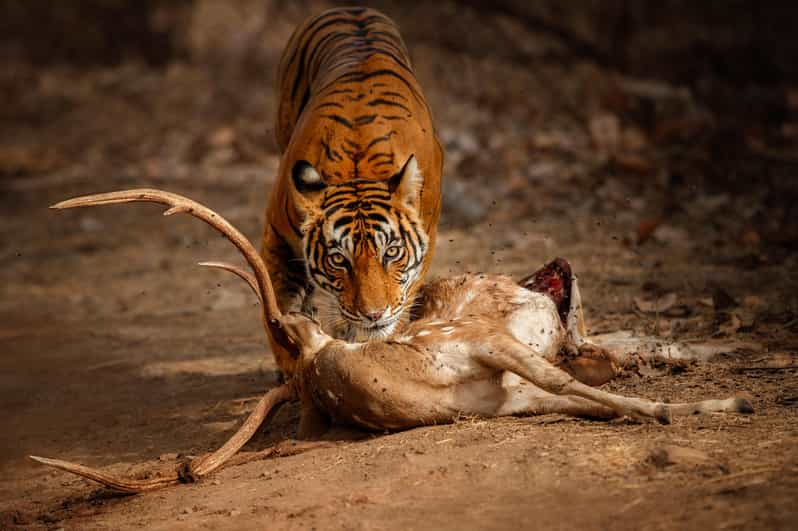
[2,3,798,529]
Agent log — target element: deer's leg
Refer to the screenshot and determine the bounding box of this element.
[296,396,331,439]
[483,337,753,423]
[497,382,617,419]
[482,337,674,423]
[553,342,619,387]
[666,398,754,415]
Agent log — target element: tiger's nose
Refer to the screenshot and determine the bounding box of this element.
[364,308,387,322]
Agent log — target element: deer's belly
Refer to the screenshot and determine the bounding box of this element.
[305,345,501,430]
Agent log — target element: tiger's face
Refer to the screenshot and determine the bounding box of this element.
[291,155,429,341]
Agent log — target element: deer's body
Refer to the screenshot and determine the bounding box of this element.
[300,275,570,430]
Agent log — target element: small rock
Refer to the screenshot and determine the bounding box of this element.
[698,297,714,308]
[736,309,757,329]
[208,126,236,148]
[718,312,743,335]
[159,453,179,462]
[634,293,677,313]
[646,445,712,469]
[229,509,242,517]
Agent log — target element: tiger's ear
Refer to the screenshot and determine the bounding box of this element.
[290,160,327,217]
[388,155,423,210]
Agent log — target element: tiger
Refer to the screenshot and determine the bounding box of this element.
[261,6,444,376]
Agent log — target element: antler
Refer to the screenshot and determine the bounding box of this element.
[51,189,282,324]
[29,384,294,493]
[30,189,299,492]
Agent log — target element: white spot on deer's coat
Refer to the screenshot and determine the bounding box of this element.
[441,326,455,332]
[454,288,479,314]
[416,329,431,337]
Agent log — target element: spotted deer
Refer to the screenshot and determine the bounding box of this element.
[31,189,753,493]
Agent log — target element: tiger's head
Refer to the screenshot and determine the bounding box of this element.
[291,155,429,341]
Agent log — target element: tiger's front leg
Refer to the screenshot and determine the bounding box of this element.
[261,226,308,377]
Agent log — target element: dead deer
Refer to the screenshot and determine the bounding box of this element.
[31,189,753,493]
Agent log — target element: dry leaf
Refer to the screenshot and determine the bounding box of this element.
[636,218,660,245]
[740,229,761,246]
[614,152,654,175]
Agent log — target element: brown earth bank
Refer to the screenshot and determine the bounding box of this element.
[1,1,797,529]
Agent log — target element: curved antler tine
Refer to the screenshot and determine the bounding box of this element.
[51,189,282,323]
[28,455,180,493]
[198,261,262,304]
[188,383,294,477]
[28,384,296,493]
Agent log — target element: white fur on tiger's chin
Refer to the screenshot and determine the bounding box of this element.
[307,290,404,342]
[346,319,401,342]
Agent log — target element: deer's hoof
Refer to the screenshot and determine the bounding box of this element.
[654,404,672,425]
[734,397,755,414]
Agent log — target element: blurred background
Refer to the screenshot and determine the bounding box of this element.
[1,2,797,527]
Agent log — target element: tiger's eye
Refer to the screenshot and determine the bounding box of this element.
[385,246,402,259]
[327,253,346,267]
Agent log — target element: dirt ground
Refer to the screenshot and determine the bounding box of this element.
[2,2,797,530]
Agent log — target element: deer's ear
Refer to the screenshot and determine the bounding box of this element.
[290,160,327,217]
[388,155,423,210]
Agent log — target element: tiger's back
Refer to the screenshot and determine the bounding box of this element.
[263,7,443,374]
